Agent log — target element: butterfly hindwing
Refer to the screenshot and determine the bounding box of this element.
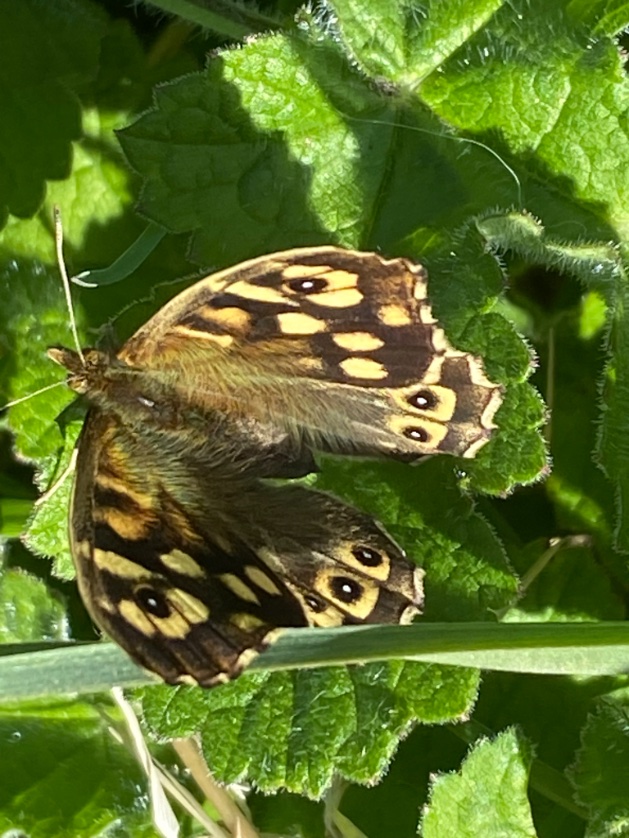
[69,404,422,687]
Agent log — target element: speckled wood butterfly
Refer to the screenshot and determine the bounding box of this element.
[48,246,503,687]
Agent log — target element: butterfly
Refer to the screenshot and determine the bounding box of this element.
[47,246,503,687]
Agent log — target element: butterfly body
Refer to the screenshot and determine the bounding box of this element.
[48,247,502,687]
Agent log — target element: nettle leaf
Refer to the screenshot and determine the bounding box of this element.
[504,538,625,624]
[421,728,537,837]
[0,559,68,643]
[0,261,74,459]
[0,258,85,578]
[479,211,629,553]
[0,699,160,838]
[140,662,479,799]
[569,699,629,838]
[138,459,517,797]
[0,2,102,225]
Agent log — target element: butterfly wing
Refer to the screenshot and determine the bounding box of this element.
[119,247,503,461]
[71,407,422,687]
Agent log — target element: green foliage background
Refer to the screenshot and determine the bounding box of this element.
[0,0,628,836]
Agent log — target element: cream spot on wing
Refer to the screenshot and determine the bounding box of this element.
[200,305,252,332]
[284,585,344,626]
[282,264,332,279]
[228,280,291,305]
[310,607,345,627]
[461,435,492,459]
[321,269,359,289]
[173,326,234,347]
[480,385,504,429]
[160,549,205,578]
[219,574,261,605]
[74,539,91,559]
[340,357,388,380]
[378,303,412,326]
[201,273,231,294]
[308,288,363,308]
[431,327,450,353]
[332,332,384,352]
[93,509,151,541]
[96,595,116,615]
[119,599,157,635]
[94,549,149,580]
[297,356,325,372]
[176,674,200,686]
[467,356,498,388]
[235,647,262,671]
[418,304,437,324]
[422,355,445,384]
[167,588,209,622]
[276,312,327,334]
[152,610,190,639]
[230,612,267,630]
[413,275,429,300]
[244,565,281,596]
[256,548,283,573]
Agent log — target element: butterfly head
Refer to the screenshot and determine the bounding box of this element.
[47,346,113,396]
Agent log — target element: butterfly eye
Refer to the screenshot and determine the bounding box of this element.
[329,576,363,604]
[135,586,171,618]
[403,427,429,443]
[352,546,383,567]
[286,277,328,294]
[407,389,437,410]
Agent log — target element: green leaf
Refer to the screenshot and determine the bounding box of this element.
[328,0,505,83]
[0,699,159,838]
[569,699,629,838]
[0,560,68,643]
[249,791,324,838]
[503,539,625,623]
[0,2,102,223]
[421,728,537,837]
[478,210,629,553]
[140,661,478,798]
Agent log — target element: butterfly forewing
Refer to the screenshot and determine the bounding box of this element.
[119,247,503,460]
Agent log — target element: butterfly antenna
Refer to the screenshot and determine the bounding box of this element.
[53,206,85,366]
[1,380,66,412]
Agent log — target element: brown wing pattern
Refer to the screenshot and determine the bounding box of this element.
[50,246,500,687]
[119,248,503,459]
[70,408,422,687]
